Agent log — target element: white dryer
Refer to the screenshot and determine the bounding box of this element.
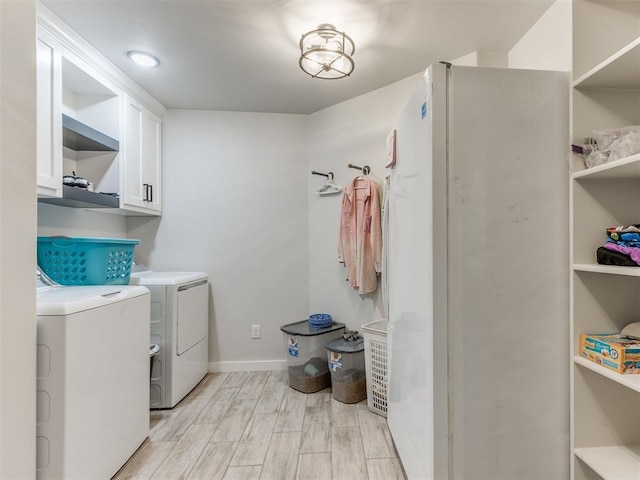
[36,284,150,480]
[130,271,209,408]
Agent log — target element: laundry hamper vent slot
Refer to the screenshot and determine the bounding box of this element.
[362,320,388,417]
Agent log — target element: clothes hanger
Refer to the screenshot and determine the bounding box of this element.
[316,180,343,195]
[311,171,343,195]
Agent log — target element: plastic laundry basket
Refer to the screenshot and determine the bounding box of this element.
[37,236,139,285]
[362,319,388,417]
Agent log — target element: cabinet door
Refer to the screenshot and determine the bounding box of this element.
[123,97,144,209]
[143,111,162,212]
[123,96,162,214]
[36,37,62,197]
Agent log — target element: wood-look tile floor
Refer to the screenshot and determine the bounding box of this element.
[113,371,405,480]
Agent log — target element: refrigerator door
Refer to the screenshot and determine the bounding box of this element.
[387,63,447,480]
[387,64,569,480]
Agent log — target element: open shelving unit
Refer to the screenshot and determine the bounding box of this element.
[574,445,640,480]
[36,4,164,216]
[571,2,640,479]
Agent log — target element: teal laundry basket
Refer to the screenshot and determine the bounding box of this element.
[37,236,140,285]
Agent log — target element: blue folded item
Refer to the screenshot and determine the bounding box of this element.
[308,313,333,328]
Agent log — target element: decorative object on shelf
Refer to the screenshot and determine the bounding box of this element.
[299,24,355,79]
[63,171,89,189]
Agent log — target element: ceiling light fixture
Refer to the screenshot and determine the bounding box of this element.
[127,51,160,68]
[299,24,355,79]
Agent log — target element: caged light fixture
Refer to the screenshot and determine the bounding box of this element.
[299,24,355,79]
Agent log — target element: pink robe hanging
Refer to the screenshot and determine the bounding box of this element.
[338,176,382,294]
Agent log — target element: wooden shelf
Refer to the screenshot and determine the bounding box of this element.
[572,153,640,181]
[574,445,640,480]
[574,356,640,394]
[573,264,640,277]
[571,4,640,479]
[573,37,640,90]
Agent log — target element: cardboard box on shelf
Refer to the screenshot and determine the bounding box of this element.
[580,333,640,374]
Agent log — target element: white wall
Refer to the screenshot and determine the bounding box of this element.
[508,0,572,71]
[37,204,126,237]
[0,1,37,477]
[307,74,421,331]
[450,50,508,68]
[127,110,309,371]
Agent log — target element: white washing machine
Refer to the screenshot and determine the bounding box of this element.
[36,284,150,480]
[129,270,209,408]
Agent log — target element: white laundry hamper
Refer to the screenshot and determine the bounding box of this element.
[361,319,388,417]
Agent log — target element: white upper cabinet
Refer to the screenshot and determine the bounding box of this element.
[36,4,165,216]
[123,95,162,214]
[36,35,62,198]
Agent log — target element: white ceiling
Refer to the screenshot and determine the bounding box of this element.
[41,0,554,114]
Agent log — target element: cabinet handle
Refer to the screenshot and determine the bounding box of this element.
[142,183,154,203]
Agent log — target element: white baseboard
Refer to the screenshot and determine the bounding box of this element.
[208,359,287,372]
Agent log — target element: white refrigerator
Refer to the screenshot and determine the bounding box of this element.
[386,63,569,480]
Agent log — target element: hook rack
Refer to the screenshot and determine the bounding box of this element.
[311,170,334,180]
[348,163,370,175]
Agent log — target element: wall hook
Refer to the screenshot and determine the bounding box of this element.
[348,163,370,175]
[311,170,334,180]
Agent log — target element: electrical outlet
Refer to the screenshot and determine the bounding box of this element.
[251,324,261,339]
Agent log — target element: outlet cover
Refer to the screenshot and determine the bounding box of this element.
[251,324,261,339]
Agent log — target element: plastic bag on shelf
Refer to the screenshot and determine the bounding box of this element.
[585,126,640,168]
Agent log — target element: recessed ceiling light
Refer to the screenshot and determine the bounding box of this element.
[127,51,160,67]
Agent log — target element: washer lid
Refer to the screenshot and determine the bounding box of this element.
[129,271,208,286]
[36,285,149,316]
